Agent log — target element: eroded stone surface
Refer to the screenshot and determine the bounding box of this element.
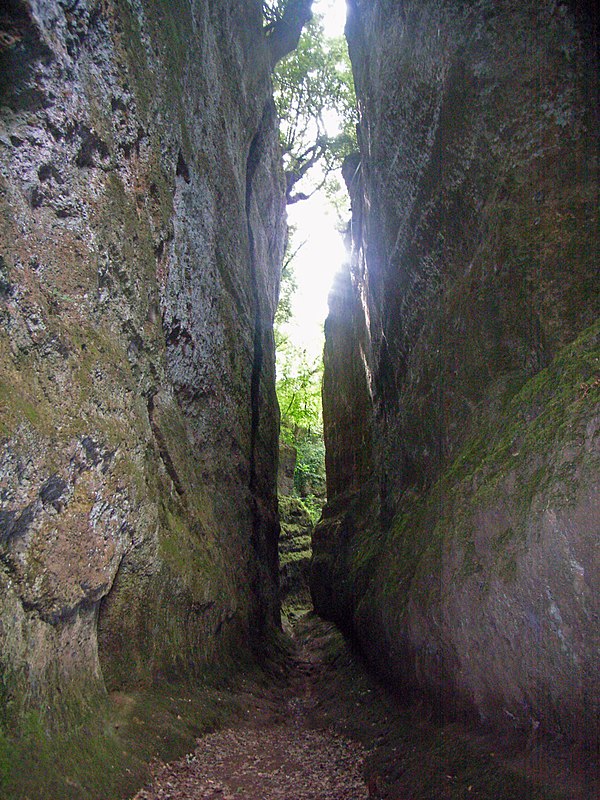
[312,0,599,745]
[0,0,285,726]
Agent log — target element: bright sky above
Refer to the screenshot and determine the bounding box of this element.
[319,0,347,38]
[281,0,349,362]
[285,192,347,358]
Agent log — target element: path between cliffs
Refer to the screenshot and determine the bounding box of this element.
[131,614,597,800]
[132,617,368,800]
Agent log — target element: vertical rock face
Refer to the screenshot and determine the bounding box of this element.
[0,0,285,725]
[312,0,599,744]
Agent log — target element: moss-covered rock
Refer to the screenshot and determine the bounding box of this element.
[0,1,286,794]
[314,0,599,746]
[279,495,314,620]
[315,321,599,741]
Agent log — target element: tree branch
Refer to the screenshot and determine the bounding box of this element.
[266,0,313,68]
[286,178,325,205]
[282,239,307,274]
[284,138,327,202]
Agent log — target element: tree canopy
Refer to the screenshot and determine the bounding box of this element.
[266,1,357,513]
[274,233,326,510]
[274,230,322,437]
[265,2,357,203]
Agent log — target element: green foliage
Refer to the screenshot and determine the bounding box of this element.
[277,341,323,435]
[275,342,326,516]
[276,332,326,511]
[270,2,352,506]
[293,430,325,500]
[275,241,326,511]
[0,727,12,789]
[275,231,322,437]
[273,11,357,201]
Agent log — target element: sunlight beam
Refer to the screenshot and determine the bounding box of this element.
[279,0,349,360]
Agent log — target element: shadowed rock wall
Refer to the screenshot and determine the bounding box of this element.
[0,0,285,729]
[312,0,599,745]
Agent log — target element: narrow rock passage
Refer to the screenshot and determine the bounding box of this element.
[132,615,598,800]
[133,723,367,799]
[132,619,368,800]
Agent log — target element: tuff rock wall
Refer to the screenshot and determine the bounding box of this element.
[0,0,285,733]
[312,0,599,745]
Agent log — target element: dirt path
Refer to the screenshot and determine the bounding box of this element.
[131,614,598,800]
[132,621,368,800]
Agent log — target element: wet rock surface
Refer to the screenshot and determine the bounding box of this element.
[312,0,600,746]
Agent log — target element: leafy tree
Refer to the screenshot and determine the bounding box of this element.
[266,1,356,513]
[262,0,288,27]
[277,341,323,438]
[269,7,357,202]
[275,238,326,513]
[293,429,325,506]
[275,241,322,442]
[276,335,326,514]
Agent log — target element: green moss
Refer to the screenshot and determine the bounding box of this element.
[437,322,598,582]
[457,538,482,579]
[499,554,519,583]
[279,532,312,551]
[112,0,153,121]
[342,321,599,626]
[146,0,193,79]
[158,505,224,599]
[0,674,249,800]
[0,380,44,435]
[452,320,598,505]
[0,312,146,448]
[0,335,54,440]
[0,729,13,789]
[113,0,194,153]
[349,520,385,580]
[0,690,117,799]
[280,549,311,566]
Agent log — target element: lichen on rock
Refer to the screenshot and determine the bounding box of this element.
[312,0,599,746]
[0,0,287,792]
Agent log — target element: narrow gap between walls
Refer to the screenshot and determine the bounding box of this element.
[269,0,356,626]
